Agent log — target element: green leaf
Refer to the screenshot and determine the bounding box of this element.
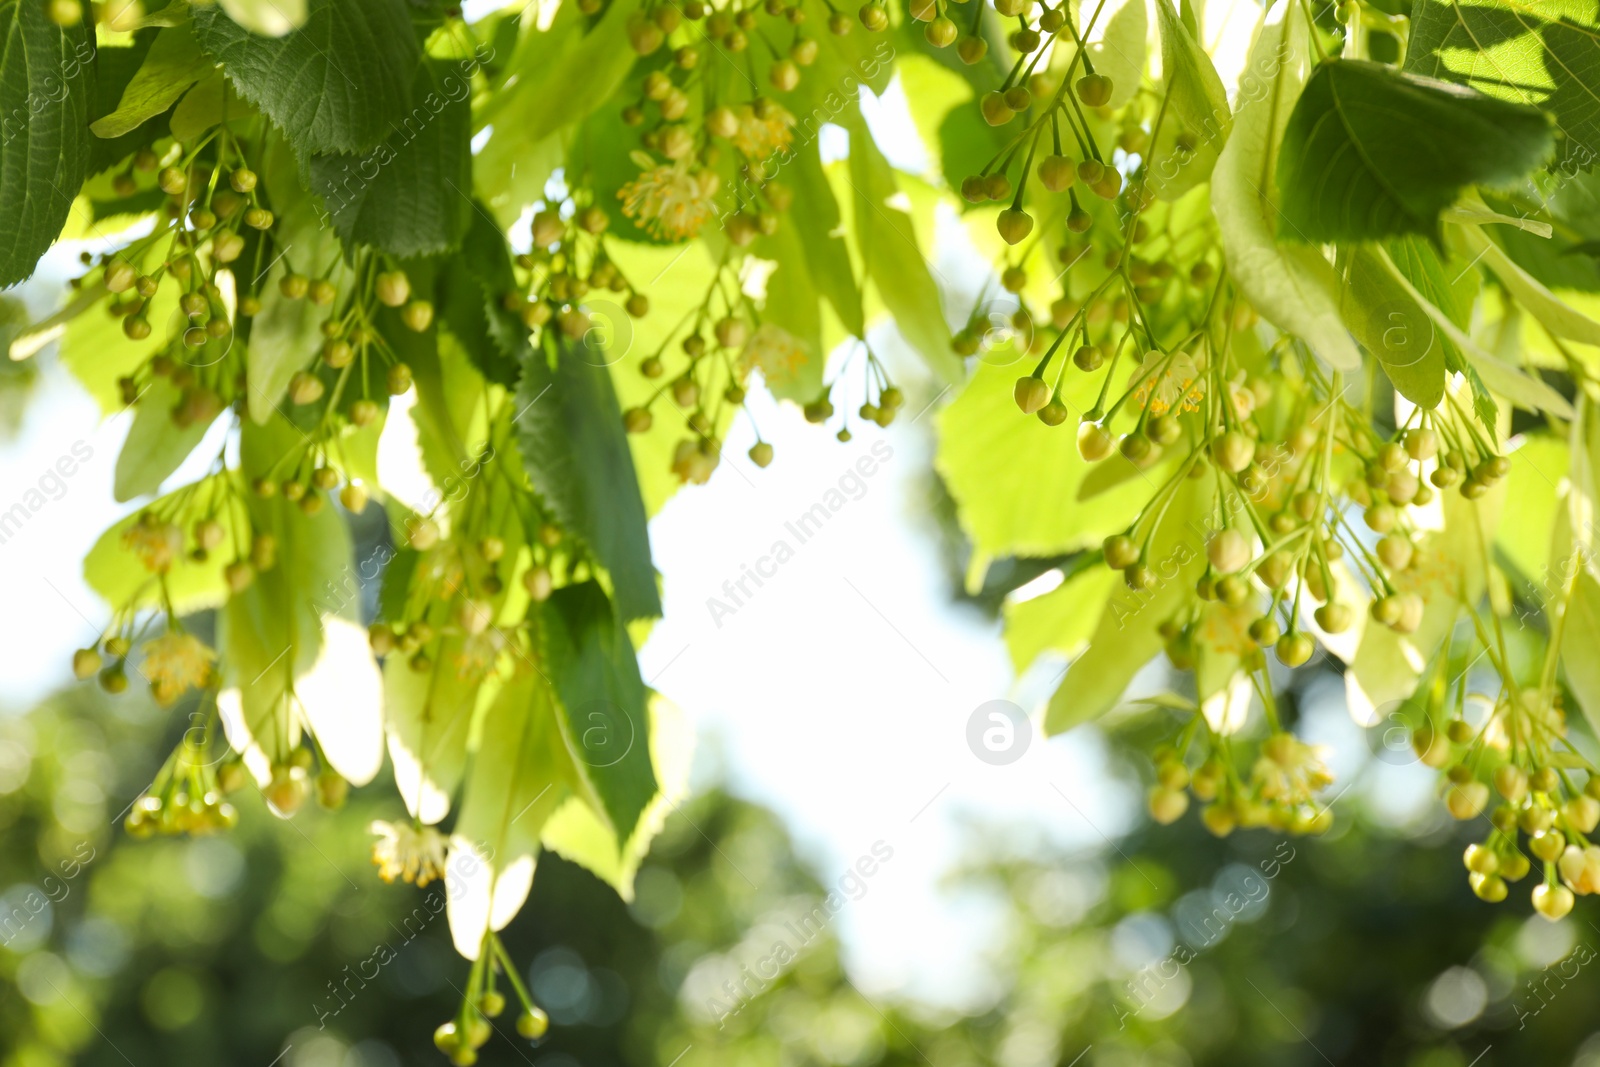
[788,141,863,336]
[1002,562,1119,674]
[1458,221,1600,346]
[308,60,472,259]
[0,1,94,287]
[1406,0,1600,172]
[446,669,573,959]
[475,0,641,221]
[218,417,359,788]
[1348,483,1502,724]
[84,474,239,614]
[438,205,528,387]
[538,581,658,843]
[217,0,307,37]
[515,341,662,621]
[191,0,419,156]
[168,69,232,143]
[1340,246,1448,407]
[1386,233,1477,351]
[1148,0,1230,200]
[246,134,339,424]
[1383,244,1575,416]
[90,21,210,140]
[1044,480,1208,734]
[1565,570,1600,731]
[936,358,1151,558]
[844,107,959,382]
[750,221,826,403]
[384,639,486,825]
[539,694,692,900]
[87,33,165,175]
[1276,59,1553,242]
[113,378,220,502]
[1087,0,1148,110]
[1210,0,1361,371]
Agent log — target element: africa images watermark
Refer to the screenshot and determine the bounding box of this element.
[1115,840,1297,1028]
[705,439,893,628]
[311,845,488,1029]
[702,839,895,1027]
[0,839,98,949]
[314,42,497,224]
[0,440,96,547]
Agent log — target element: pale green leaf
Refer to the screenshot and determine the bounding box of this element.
[90,21,210,140]
[936,358,1152,558]
[384,641,486,826]
[1459,222,1600,347]
[844,107,960,382]
[246,135,339,424]
[1087,0,1148,111]
[1002,563,1119,674]
[113,378,220,502]
[1210,1,1361,372]
[83,474,240,614]
[1564,570,1600,732]
[446,670,573,959]
[1044,479,1208,734]
[475,0,641,221]
[1340,246,1448,407]
[1148,0,1231,200]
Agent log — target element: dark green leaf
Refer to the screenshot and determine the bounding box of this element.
[1276,59,1553,242]
[192,0,419,156]
[439,205,528,387]
[516,340,661,621]
[788,141,863,336]
[0,1,95,287]
[539,580,657,842]
[1406,0,1600,171]
[308,60,472,258]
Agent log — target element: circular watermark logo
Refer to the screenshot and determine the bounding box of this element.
[574,298,634,369]
[966,699,1032,765]
[163,305,237,369]
[1361,698,1424,768]
[970,296,1035,369]
[572,697,637,768]
[1365,299,1435,369]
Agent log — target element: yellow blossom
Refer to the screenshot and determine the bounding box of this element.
[369,820,448,886]
[619,157,721,241]
[732,103,795,161]
[123,517,184,573]
[454,629,506,682]
[740,324,809,387]
[140,632,214,705]
[1130,348,1205,416]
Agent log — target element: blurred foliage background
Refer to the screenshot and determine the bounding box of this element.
[8,668,1600,1067]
